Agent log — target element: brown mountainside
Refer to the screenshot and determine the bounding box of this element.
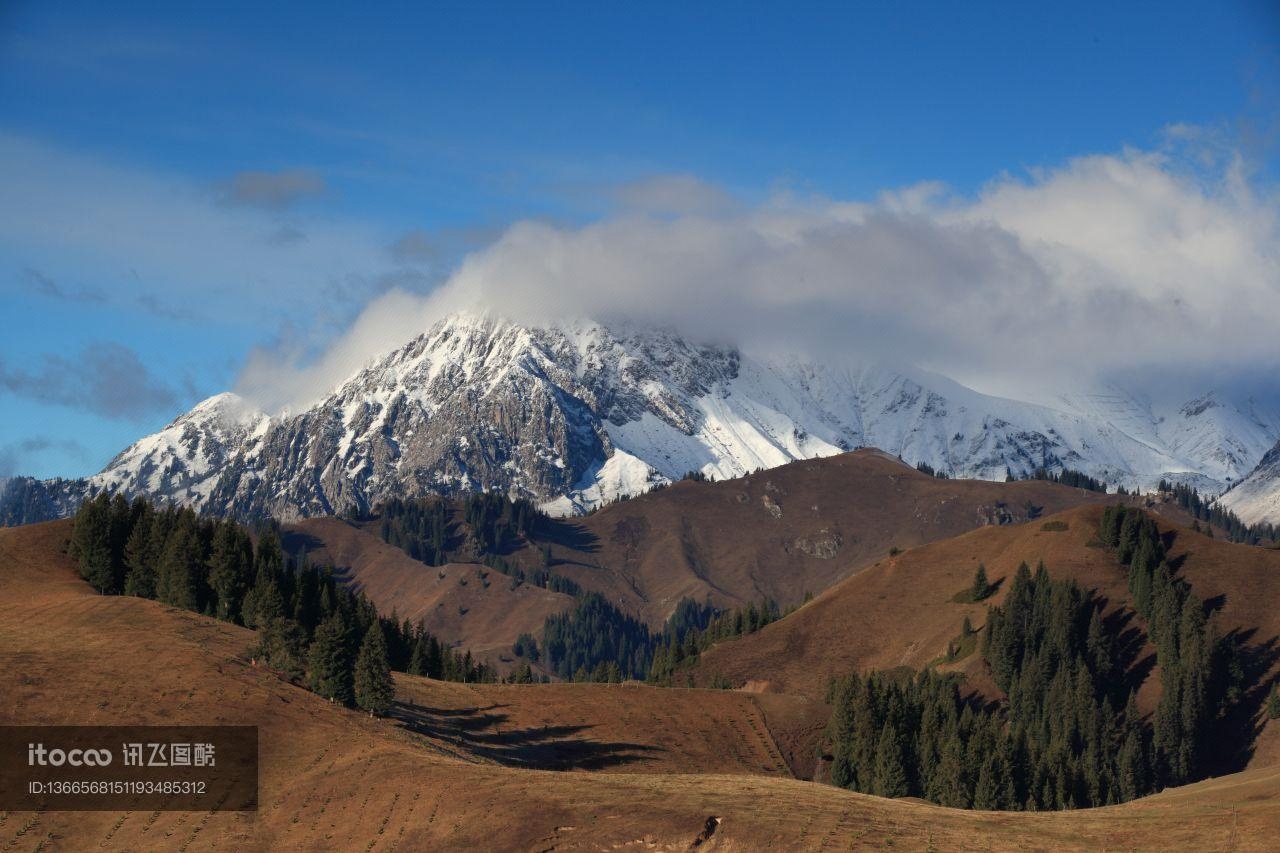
[4,518,1280,849]
[286,450,1112,655]
[692,503,1280,772]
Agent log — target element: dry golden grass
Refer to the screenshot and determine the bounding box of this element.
[281,450,1113,666]
[284,516,574,659]
[3,519,1280,850]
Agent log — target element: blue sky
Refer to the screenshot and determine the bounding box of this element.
[1,1,1278,479]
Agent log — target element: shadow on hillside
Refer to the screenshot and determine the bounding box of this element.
[281,530,327,560]
[1206,629,1280,776]
[1097,604,1158,698]
[278,530,367,592]
[537,519,600,554]
[392,700,660,771]
[1096,581,1280,778]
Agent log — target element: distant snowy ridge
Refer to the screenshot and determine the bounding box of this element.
[10,311,1280,523]
[1219,439,1280,525]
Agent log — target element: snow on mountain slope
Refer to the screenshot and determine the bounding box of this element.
[1220,440,1280,525]
[28,312,1280,522]
[89,392,270,510]
[1052,388,1280,495]
[1157,394,1280,488]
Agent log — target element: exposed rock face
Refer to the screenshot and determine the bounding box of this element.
[9,311,1280,525]
[794,530,843,559]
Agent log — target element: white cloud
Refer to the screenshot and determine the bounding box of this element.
[234,137,1280,410]
[8,131,1274,414]
[235,288,453,413]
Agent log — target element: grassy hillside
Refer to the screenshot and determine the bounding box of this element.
[283,516,575,659]
[284,450,1113,663]
[691,503,1280,773]
[4,519,1280,849]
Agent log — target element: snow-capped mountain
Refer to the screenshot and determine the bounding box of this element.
[1048,388,1280,495]
[1220,439,1280,525]
[7,312,1280,523]
[91,392,271,510]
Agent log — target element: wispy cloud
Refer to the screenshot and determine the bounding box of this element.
[217,168,326,210]
[135,293,198,322]
[0,133,406,334]
[0,437,90,478]
[23,267,107,303]
[611,173,739,216]
[0,342,183,421]
[388,224,505,265]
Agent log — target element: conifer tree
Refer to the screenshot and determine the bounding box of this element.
[971,564,991,601]
[873,723,909,798]
[157,525,199,610]
[208,520,249,623]
[928,734,969,808]
[972,754,1001,810]
[121,513,157,598]
[253,618,306,681]
[70,495,116,593]
[309,611,354,705]
[354,623,395,716]
[1116,728,1146,802]
[242,565,285,630]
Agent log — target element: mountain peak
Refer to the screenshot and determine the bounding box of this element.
[15,313,1280,524]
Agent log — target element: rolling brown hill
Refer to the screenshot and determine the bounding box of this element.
[691,503,1280,772]
[282,516,575,658]
[284,450,1112,661]
[542,450,1116,625]
[5,518,1280,849]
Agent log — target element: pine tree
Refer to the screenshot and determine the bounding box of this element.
[928,733,970,808]
[253,618,306,681]
[972,754,1001,810]
[70,495,116,593]
[354,623,395,716]
[1085,607,1112,682]
[1267,684,1280,720]
[971,564,991,601]
[873,723,909,798]
[157,525,199,610]
[208,520,249,623]
[242,565,285,630]
[309,612,354,705]
[424,635,444,679]
[121,516,158,598]
[1116,728,1146,802]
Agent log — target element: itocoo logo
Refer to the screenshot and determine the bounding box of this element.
[27,743,113,767]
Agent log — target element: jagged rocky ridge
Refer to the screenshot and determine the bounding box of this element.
[5,312,1280,524]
